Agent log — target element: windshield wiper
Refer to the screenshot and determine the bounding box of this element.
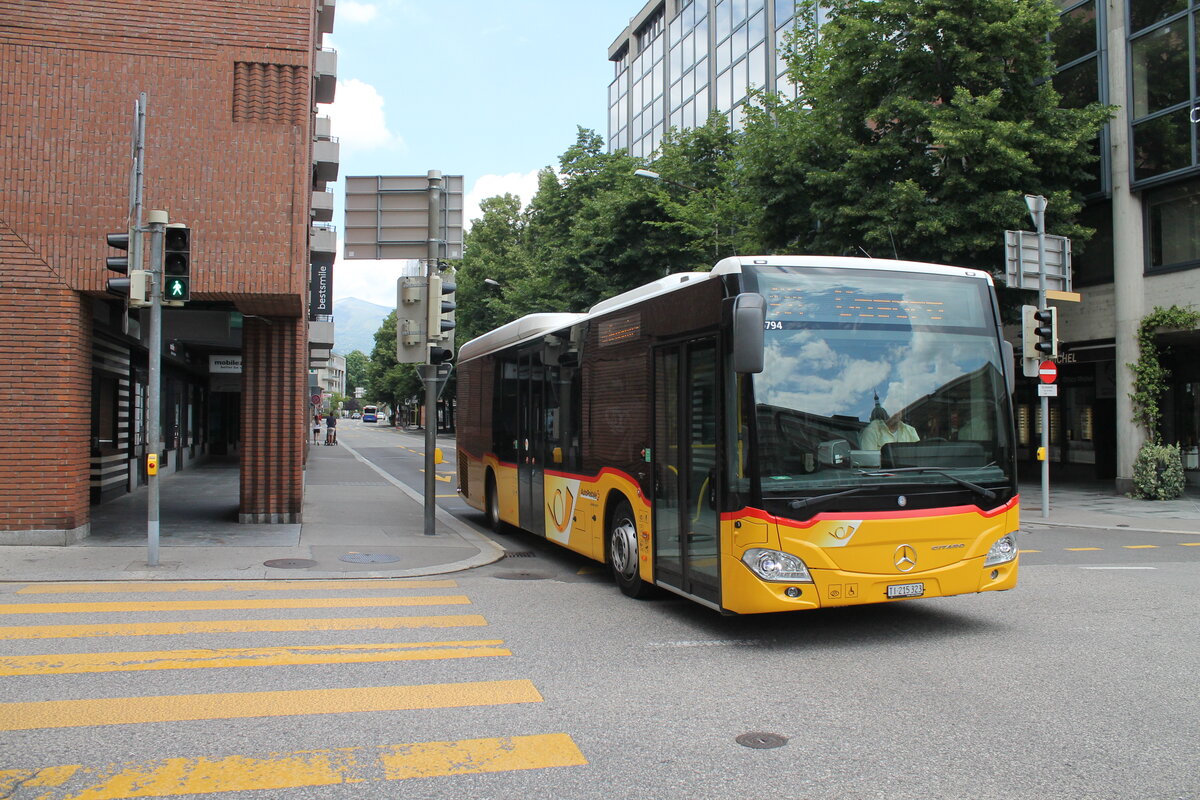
[786,486,875,512]
[855,467,997,501]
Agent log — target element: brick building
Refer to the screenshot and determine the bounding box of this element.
[0,0,339,543]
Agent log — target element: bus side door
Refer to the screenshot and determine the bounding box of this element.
[516,349,546,536]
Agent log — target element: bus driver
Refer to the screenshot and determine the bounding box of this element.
[859,401,920,451]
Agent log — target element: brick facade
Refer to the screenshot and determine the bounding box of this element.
[0,0,324,539]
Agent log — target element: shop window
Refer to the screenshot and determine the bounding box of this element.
[1148,178,1200,270]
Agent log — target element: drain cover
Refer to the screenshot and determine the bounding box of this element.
[505,551,536,558]
[263,558,317,569]
[736,732,788,750]
[493,570,552,581]
[339,553,403,564]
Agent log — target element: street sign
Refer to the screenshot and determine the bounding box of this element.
[343,174,465,260]
[311,393,322,407]
[417,363,453,399]
[1038,383,1058,397]
[1004,230,1072,292]
[1039,360,1058,384]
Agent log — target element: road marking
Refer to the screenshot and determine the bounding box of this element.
[0,640,510,676]
[0,734,586,797]
[1065,547,1102,551]
[0,614,488,641]
[1018,549,1041,554]
[0,680,543,731]
[0,596,470,616]
[16,579,457,595]
[1123,545,1158,549]
[1179,542,1200,546]
[1080,566,1157,570]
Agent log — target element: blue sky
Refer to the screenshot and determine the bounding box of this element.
[328,0,635,305]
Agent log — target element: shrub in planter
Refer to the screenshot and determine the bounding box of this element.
[1130,442,1186,500]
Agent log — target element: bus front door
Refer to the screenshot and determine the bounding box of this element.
[653,338,720,605]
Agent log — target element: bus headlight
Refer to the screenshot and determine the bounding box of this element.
[742,548,813,582]
[984,534,1018,566]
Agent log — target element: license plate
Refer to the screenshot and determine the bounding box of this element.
[887,582,924,599]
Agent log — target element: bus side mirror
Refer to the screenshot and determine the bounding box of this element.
[1001,340,1015,395]
[732,292,766,374]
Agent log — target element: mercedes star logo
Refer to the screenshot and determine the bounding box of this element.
[894,545,917,573]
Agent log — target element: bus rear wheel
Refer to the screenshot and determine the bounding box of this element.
[485,473,505,533]
[608,498,653,599]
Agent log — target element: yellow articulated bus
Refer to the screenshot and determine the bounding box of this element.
[456,256,1019,614]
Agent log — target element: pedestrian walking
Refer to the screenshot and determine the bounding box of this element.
[312,412,322,444]
[325,412,338,445]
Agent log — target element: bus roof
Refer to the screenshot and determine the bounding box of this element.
[457,256,993,363]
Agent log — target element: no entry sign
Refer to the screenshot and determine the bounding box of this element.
[1039,360,1058,384]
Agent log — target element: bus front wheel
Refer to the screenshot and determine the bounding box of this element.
[608,498,653,599]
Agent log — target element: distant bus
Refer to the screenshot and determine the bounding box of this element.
[455,255,1019,614]
[362,405,379,423]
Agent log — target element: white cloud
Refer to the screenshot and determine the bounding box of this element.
[327,78,401,152]
[464,169,544,230]
[332,258,418,306]
[339,1,378,23]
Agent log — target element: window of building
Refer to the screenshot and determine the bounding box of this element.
[1131,22,1188,118]
[1073,199,1114,285]
[1129,0,1186,34]
[1147,178,1200,271]
[1053,0,1107,196]
[636,5,666,53]
[775,0,795,27]
[1133,107,1191,181]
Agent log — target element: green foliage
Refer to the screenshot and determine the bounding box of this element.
[1130,441,1186,500]
[367,311,421,416]
[1128,305,1200,441]
[344,350,369,397]
[740,0,1111,268]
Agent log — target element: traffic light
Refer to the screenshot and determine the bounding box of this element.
[427,269,456,359]
[1032,306,1058,358]
[105,230,151,308]
[163,225,191,304]
[395,275,426,364]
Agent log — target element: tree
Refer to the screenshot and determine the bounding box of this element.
[740,0,1111,270]
[344,350,369,399]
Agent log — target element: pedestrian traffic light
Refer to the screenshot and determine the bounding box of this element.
[1032,307,1058,358]
[105,230,151,308]
[163,225,191,304]
[395,275,426,364]
[428,344,453,365]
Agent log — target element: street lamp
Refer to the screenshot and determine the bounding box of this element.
[634,168,719,261]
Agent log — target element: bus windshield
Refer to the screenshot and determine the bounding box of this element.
[740,266,1015,509]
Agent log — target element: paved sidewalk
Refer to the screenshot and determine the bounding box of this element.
[0,436,504,582]
[1,437,1197,583]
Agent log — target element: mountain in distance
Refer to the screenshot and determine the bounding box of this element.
[333,297,392,356]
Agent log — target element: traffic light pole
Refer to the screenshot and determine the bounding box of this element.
[422,170,443,537]
[1027,195,1051,519]
[146,210,167,564]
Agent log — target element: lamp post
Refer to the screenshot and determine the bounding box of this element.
[634,168,719,261]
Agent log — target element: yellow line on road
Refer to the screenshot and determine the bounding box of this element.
[1065,547,1102,551]
[0,733,586,798]
[1123,545,1158,549]
[0,596,469,616]
[0,614,488,641]
[1018,549,1041,554]
[1178,542,1200,546]
[16,579,458,595]
[0,640,510,676]
[0,680,543,731]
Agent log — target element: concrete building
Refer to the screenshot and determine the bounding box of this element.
[0,0,339,543]
[608,0,1200,488]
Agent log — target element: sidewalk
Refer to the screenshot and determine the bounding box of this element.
[1,445,1197,583]
[0,435,505,582]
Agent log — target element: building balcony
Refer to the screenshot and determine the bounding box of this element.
[315,115,333,141]
[312,138,340,185]
[310,225,336,266]
[314,48,337,105]
[312,189,334,222]
[309,320,335,350]
[317,0,336,36]
[310,348,331,367]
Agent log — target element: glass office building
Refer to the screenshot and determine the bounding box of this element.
[607,0,1200,489]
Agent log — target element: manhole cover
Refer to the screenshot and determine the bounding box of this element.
[263,558,317,569]
[493,570,552,581]
[735,732,788,750]
[505,551,536,558]
[339,553,403,564]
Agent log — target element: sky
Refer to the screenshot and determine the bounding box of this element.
[326,0,638,307]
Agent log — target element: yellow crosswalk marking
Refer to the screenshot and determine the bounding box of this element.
[0,734,586,798]
[0,614,488,641]
[0,640,510,676]
[17,579,457,595]
[0,596,469,616]
[0,680,543,731]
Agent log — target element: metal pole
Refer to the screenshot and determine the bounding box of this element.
[1027,194,1050,519]
[423,170,443,536]
[146,209,167,564]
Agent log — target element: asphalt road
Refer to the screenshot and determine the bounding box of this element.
[3,421,1197,799]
